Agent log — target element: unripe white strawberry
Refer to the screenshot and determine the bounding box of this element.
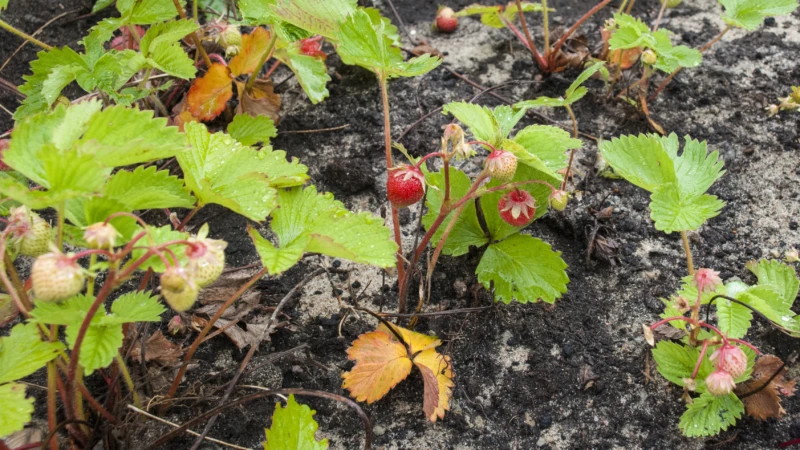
[83,222,119,250]
[31,251,85,302]
[160,267,199,312]
[549,190,569,212]
[217,22,242,57]
[186,237,227,288]
[484,150,517,182]
[709,344,748,379]
[641,49,657,66]
[9,206,52,257]
[705,370,736,396]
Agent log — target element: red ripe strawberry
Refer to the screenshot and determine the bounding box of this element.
[300,36,326,60]
[160,267,199,312]
[497,189,536,227]
[435,7,458,33]
[31,251,85,302]
[387,165,426,208]
[484,150,517,182]
[186,237,227,288]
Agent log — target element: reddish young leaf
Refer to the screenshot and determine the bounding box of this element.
[187,63,233,121]
[229,27,271,77]
[235,79,281,124]
[735,354,796,420]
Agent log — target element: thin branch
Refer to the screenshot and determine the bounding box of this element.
[127,406,249,450]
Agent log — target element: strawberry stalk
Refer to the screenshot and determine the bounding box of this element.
[0,18,52,50]
[171,0,213,67]
[548,0,611,69]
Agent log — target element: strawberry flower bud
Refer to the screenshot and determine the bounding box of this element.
[387,165,426,208]
[705,370,736,396]
[484,150,517,182]
[167,315,186,335]
[693,268,722,293]
[641,49,657,65]
[498,189,537,227]
[549,190,569,212]
[709,343,748,379]
[83,222,119,250]
[31,251,85,302]
[160,267,199,312]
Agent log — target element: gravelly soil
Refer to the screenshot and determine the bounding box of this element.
[2,0,800,449]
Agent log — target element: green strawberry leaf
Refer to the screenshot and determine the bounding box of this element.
[608,13,654,50]
[649,183,724,233]
[679,392,743,437]
[515,62,605,109]
[716,297,753,339]
[249,228,310,275]
[336,9,441,79]
[30,295,98,327]
[666,134,725,198]
[750,259,799,309]
[92,0,114,12]
[651,341,715,391]
[264,394,329,449]
[512,124,581,174]
[140,20,199,79]
[104,291,166,324]
[599,134,677,192]
[0,323,64,385]
[719,0,799,30]
[0,383,34,439]
[422,167,488,257]
[227,114,278,146]
[239,0,356,39]
[118,0,178,24]
[274,49,331,104]
[442,101,502,146]
[492,105,527,139]
[476,233,568,304]
[14,46,87,119]
[70,320,123,374]
[180,122,308,221]
[131,225,190,273]
[608,14,702,73]
[736,285,798,333]
[104,166,196,210]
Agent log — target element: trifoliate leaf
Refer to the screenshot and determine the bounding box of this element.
[492,105,527,139]
[71,320,123,374]
[14,46,87,119]
[180,122,308,221]
[274,48,331,104]
[476,233,568,304]
[0,383,34,439]
[250,186,397,273]
[608,13,654,50]
[104,291,166,324]
[651,341,714,391]
[74,50,146,94]
[719,0,799,30]
[264,395,329,450]
[737,285,797,333]
[422,167,488,257]
[130,225,190,272]
[442,102,501,146]
[103,166,196,210]
[608,14,702,73]
[228,114,278,146]
[0,323,64,384]
[750,259,799,309]
[336,9,441,79]
[679,393,743,437]
[239,0,356,39]
[229,27,272,77]
[650,183,724,233]
[187,63,234,121]
[654,42,702,73]
[140,19,198,56]
[667,135,725,198]
[599,134,676,192]
[512,124,581,174]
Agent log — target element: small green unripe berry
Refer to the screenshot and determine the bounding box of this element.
[160,267,199,312]
[641,49,657,66]
[10,206,52,257]
[549,190,569,212]
[484,150,518,183]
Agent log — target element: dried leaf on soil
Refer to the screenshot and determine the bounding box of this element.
[235,79,281,124]
[734,354,796,420]
[342,323,453,422]
[187,63,233,121]
[130,330,183,365]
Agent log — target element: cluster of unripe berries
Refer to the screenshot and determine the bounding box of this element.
[705,343,747,396]
[11,206,225,313]
[386,148,568,228]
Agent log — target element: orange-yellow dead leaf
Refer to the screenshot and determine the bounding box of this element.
[235,79,281,124]
[608,47,641,70]
[187,63,233,121]
[229,27,271,77]
[343,323,454,422]
[735,354,796,420]
[342,330,412,403]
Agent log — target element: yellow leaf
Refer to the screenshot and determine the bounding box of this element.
[342,323,454,421]
[187,63,233,122]
[342,330,412,404]
[229,27,271,77]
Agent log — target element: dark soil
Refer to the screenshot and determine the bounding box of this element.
[2,0,800,449]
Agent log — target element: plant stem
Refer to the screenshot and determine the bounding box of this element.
[5,251,32,312]
[561,104,579,190]
[0,19,52,50]
[617,0,628,13]
[649,25,732,101]
[46,325,59,450]
[379,75,407,306]
[177,205,201,231]
[87,254,97,297]
[541,0,550,59]
[162,267,269,408]
[690,339,710,379]
[172,0,213,67]
[652,0,668,31]
[115,352,141,408]
[245,31,278,91]
[193,0,198,20]
[681,230,695,275]
[550,0,611,60]
[625,0,636,13]
[514,0,542,66]
[501,15,547,70]
[138,67,152,90]
[75,366,87,435]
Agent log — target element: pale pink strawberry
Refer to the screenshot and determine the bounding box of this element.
[186,237,227,288]
[387,165,426,208]
[498,189,536,227]
[83,222,119,250]
[484,150,517,182]
[693,268,722,293]
[31,251,85,302]
[705,370,736,396]
[709,344,748,379]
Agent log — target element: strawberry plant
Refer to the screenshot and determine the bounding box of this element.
[599,133,799,436]
[768,86,800,116]
[454,0,612,73]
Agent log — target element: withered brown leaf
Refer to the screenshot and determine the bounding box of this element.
[734,354,796,420]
